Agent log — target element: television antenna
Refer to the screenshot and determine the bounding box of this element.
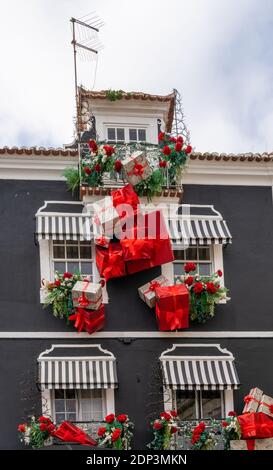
[70,13,104,140]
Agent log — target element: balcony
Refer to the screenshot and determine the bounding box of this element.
[173,419,225,450]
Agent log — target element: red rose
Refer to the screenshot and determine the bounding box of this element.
[103,145,115,156]
[158,132,165,141]
[170,410,178,417]
[199,421,206,432]
[160,412,171,421]
[63,272,73,279]
[159,160,167,168]
[88,140,98,152]
[117,414,127,423]
[175,142,183,152]
[171,426,178,434]
[206,282,217,294]
[217,269,223,277]
[177,136,184,144]
[47,424,55,433]
[38,416,51,423]
[184,262,196,273]
[105,413,115,424]
[169,136,177,143]
[193,282,204,294]
[94,163,101,172]
[100,279,106,288]
[111,428,121,442]
[39,423,48,432]
[84,167,92,175]
[18,424,26,433]
[222,421,228,428]
[184,276,194,286]
[97,426,107,437]
[114,160,122,172]
[153,420,163,430]
[228,411,237,417]
[162,145,171,156]
[54,280,61,287]
[185,145,192,154]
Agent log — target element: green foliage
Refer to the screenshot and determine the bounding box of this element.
[63,167,80,194]
[134,169,164,200]
[105,89,124,101]
[42,272,82,321]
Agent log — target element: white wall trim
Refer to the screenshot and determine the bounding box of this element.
[0,156,76,180]
[1,331,273,338]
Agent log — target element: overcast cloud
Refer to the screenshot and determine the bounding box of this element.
[0,0,272,153]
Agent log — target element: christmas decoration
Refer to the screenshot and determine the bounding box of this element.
[42,272,82,320]
[52,421,97,446]
[147,410,179,450]
[243,387,264,414]
[191,421,216,450]
[177,264,229,323]
[238,412,273,439]
[138,275,171,308]
[122,151,152,186]
[258,394,273,419]
[230,438,273,451]
[69,305,105,334]
[18,416,56,448]
[97,413,134,450]
[221,412,241,450]
[155,284,189,331]
[72,280,102,310]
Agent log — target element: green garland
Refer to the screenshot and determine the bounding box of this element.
[105,89,124,101]
[42,272,82,322]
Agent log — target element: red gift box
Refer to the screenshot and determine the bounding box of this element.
[238,412,273,439]
[111,184,140,214]
[52,421,97,446]
[155,284,189,331]
[69,305,105,334]
[95,243,126,281]
[120,238,154,261]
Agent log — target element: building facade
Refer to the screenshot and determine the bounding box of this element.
[0,91,273,449]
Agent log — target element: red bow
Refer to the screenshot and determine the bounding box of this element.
[244,395,260,405]
[133,163,144,176]
[144,281,160,295]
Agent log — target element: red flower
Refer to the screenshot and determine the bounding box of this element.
[185,145,192,154]
[184,262,196,273]
[39,423,48,432]
[38,416,51,423]
[222,421,228,428]
[103,145,115,156]
[170,410,178,418]
[111,428,121,442]
[162,145,171,156]
[54,280,61,287]
[153,420,163,430]
[169,136,177,143]
[228,411,237,417]
[63,272,73,279]
[105,413,115,424]
[84,167,92,175]
[199,421,206,432]
[94,163,101,172]
[160,412,171,421]
[100,279,106,288]
[175,142,183,152]
[158,132,165,141]
[97,426,107,437]
[159,160,167,168]
[184,276,194,286]
[206,282,217,294]
[171,426,178,434]
[18,424,26,433]
[114,160,122,172]
[117,414,127,423]
[177,136,184,144]
[88,140,98,152]
[217,269,223,277]
[193,282,204,294]
[47,424,55,433]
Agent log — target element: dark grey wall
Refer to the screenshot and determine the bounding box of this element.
[0,180,272,331]
[1,337,273,450]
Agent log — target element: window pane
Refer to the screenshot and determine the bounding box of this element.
[67,262,80,273]
[67,413,77,421]
[54,262,66,273]
[174,250,186,260]
[81,262,93,275]
[66,400,76,412]
[67,245,79,259]
[174,263,184,276]
[201,390,222,419]
[185,247,198,260]
[80,390,104,421]
[66,390,76,399]
[80,244,92,259]
[116,128,125,141]
[55,400,65,412]
[199,263,212,275]
[129,129,137,141]
[198,247,211,260]
[176,390,197,420]
[55,390,65,399]
[138,129,146,141]
[55,413,65,424]
[107,128,116,140]
[53,244,65,258]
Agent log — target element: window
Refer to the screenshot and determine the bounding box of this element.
[106,126,147,143]
[52,240,93,278]
[176,390,223,420]
[53,389,106,424]
[173,245,213,278]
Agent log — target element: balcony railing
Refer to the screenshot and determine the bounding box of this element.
[173,419,225,450]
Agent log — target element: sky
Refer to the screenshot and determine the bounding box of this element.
[0,0,273,153]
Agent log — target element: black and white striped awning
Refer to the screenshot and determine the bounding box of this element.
[38,345,118,390]
[160,345,240,391]
[35,202,92,241]
[168,205,232,245]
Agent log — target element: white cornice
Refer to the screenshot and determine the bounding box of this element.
[0,155,76,180]
[0,331,272,338]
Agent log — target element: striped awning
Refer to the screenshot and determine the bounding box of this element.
[36,213,92,241]
[160,345,240,391]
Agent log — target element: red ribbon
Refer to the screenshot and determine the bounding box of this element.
[52,421,97,447]
[128,161,148,179]
[75,280,102,308]
[260,402,273,414]
[238,412,273,439]
[244,395,260,405]
[111,184,139,212]
[69,307,104,334]
[95,236,109,247]
[144,281,161,295]
[246,440,255,451]
[155,285,189,331]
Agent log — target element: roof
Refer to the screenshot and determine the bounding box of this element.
[78,88,176,133]
[0,146,272,162]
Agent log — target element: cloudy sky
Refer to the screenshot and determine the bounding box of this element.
[0,0,272,153]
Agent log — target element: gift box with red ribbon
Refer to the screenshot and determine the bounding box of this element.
[92,195,121,236]
[138,275,171,308]
[72,280,102,310]
[155,284,189,331]
[230,438,273,451]
[52,421,97,446]
[96,243,126,281]
[258,394,273,419]
[243,387,263,414]
[69,305,105,334]
[122,151,152,186]
[238,412,273,439]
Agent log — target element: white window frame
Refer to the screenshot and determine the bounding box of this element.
[104,124,149,143]
[171,389,225,420]
[172,245,214,279]
[50,240,94,280]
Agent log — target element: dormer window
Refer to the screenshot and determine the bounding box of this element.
[106,126,147,144]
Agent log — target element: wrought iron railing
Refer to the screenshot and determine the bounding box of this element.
[173,419,225,450]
